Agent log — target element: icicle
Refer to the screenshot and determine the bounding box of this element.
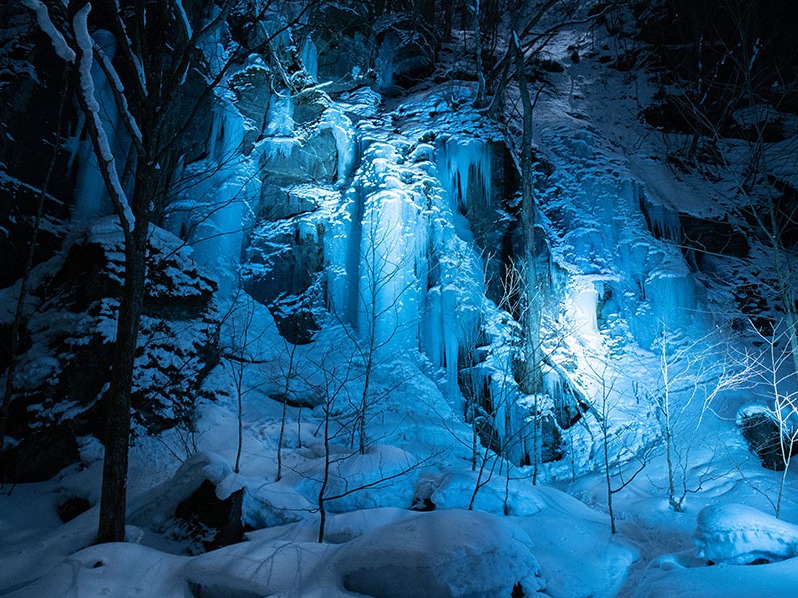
[646,268,696,332]
[301,35,318,82]
[437,137,492,219]
[356,185,426,354]
[324,186,358,322]
[182,99,252,295]
[570,280,600,335]
[639,190,681,241]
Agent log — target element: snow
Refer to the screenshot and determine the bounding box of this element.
[329,509,545,597]
[695,504,798,565]
[21,0,75,63]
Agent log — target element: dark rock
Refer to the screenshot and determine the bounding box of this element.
[175,479,244,552]
[680,214,749,258]
[1,221,220,478]
[642,97,696,134]
[243,216,326,342]
[0,177,69,289]
[533,58,564,73]
[0,426,79,483]
[260,127,340,185]
[0,9,74,287]
[611,50,639,71]
[292,88,329,126]
[410,497,436,512]
[373,14,436,90]
[269,293,320,345]
[228,59,272,135]
[57,496,91,523]
[309,2,372,92]
[739,410,795,471]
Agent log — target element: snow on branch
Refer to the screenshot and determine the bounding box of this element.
[92,45,144,151]
[21,0,76,63]
[174,0,193,39]
[73,3,135,233]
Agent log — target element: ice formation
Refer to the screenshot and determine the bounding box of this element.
[171,95,254,294]
[72,29,129,223]
[301,35,318,82]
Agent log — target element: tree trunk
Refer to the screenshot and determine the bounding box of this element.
[513,34,543,397]
[317,405,331,543]
[97,198,149,544]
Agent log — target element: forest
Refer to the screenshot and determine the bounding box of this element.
[1,1,798,596]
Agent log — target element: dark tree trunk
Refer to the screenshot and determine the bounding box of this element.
[97,171,152,544]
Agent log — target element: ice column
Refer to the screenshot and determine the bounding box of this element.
[186,99,252,294]
[301,35,318,82]
[437,138,493,238]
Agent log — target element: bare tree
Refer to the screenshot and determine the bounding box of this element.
[331,186,421,455]
[305,344,432,543]
[581,352,649,533]
[646,327,754,512]
[750,321,798,518]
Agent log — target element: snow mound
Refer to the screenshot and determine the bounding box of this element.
[329,509,545,597]
[636,553,798,598]
[5,542,188,598]
[422,469,546,516]
[695,503,798,564]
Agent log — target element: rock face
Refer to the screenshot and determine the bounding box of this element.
[175,479,245,554]
[1,427,80,483]
[679,214,749,259]
[737,405,796,471]
[0,7,74,288]
[1,219,220,483]
[373,14,436,90]
[310,3,373,92]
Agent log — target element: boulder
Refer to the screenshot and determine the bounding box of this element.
[175,479,245,553]
[737,405,795,471]
[696,504,798,565]
[332,510,545,598]
[260,127,340,185]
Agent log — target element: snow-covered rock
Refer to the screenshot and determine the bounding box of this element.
[329,509,545,598]
[695,504,798,565]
